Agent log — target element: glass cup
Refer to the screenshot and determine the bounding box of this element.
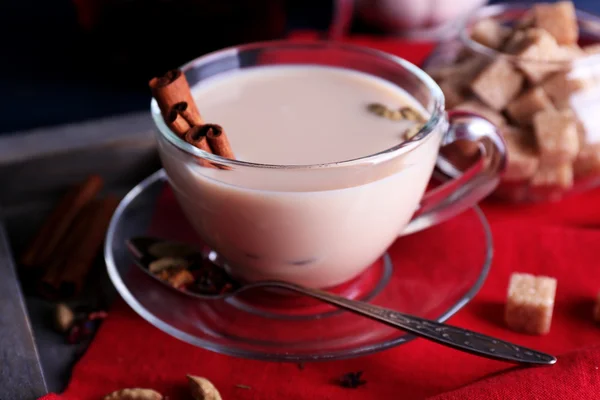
[151,41,506,289]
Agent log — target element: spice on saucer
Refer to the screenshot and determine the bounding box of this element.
[142,241,239,296]
[149,257,190,273]
[339,371,367,388]
[164,268,195,289]
[192,260,238,296]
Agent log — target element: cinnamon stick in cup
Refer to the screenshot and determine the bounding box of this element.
[20,175,104,268]
[166,108,191,137]
[206,124,235,159]
[172,101,203,126]
[184,125,213,154]
[150,69,235,161]
[184,126,218,169]
[149,70,202,122]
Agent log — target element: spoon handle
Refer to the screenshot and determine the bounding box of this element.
[265,281,556,365]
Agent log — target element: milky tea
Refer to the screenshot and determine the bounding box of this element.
[157,65,443,288]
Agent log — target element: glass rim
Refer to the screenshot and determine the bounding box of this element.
[459,2,600,65]
[151,40,445,170]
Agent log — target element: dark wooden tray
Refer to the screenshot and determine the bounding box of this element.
[0,111,162,398]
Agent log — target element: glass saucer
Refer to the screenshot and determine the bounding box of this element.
[105,169,493,361]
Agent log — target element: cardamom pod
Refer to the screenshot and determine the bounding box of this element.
[188,375,222,400]
[149,257,190,273]
[167,269,195,288]
[54,303,75,333]
[404,124,424,140]
[367,103,388,116]
[400,107,426,122]
[103,388,163,400]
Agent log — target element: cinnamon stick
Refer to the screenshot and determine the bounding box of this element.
[149,70,202,122]
[172,101,203,126]
[166,108,191,137]
[38,196,119,299]
[37,201,96,299]
[59,196,120,297]
[206,124,235,159]
[184,126,213,154]
[184,126,217,169]
[20,175,104,268]
[150,69,235,160]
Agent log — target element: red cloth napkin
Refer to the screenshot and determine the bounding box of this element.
[39,35,600,400]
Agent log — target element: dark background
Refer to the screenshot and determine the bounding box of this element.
[1,0,597,135]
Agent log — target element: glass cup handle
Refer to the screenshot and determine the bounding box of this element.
[402,110,507,236]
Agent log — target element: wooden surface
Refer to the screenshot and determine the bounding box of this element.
[0,111,162,397]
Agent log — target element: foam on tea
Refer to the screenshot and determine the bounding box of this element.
[190,65,427,165]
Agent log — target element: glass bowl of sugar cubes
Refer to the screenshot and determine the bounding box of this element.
[424,1,600,202]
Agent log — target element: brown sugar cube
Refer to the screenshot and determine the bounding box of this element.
[515,28,566,83]
[501,126,540,181]
[533,109,579,162]
[439,81,466,109]
[560,44,586,60]
[506,87,555,126]
[471,18,511,49]
[453,100,507,128]
[470,59,524,110]
[574,144,600,178]
[448,56,489,88]
[505,273,557,335]
[427,56,487,85]
[503,30,529,54]
[541,71,592,109]
[594,292,600,323]
[576,120,587,149]
[516,11,535,30]
[426,65,456,82]
[531,161,574,189]
[532,1,579,45]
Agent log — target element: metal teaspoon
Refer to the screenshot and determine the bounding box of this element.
[126,237,557,366]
